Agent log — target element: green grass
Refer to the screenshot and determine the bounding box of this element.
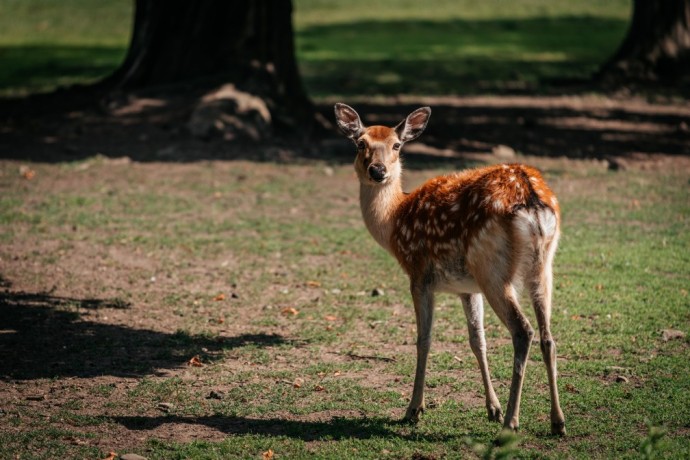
[0,0,632,97]
[0,157,688,459]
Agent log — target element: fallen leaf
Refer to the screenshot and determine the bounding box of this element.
[314,385,325,392]
[188,355,203,367]
[157,402,174,412]
[19,165,36,180]
[661,329,686,342]
[293,377,304,388]
[217,316,225,324]
[305,280,321,288]
[102,452,117,460]
[565,383,579,394]
[64,436,87,446]
[324,315,338,322]
[213,293,226,301]
[281,307,299,316]
[325,325,334,331]
[262,449,274,460]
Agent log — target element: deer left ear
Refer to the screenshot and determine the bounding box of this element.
[395,107,431,143]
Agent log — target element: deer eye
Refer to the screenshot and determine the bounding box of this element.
[357,140,366,150]
[393,143,401,151]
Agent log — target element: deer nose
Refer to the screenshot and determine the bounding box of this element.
[368,163,387,182]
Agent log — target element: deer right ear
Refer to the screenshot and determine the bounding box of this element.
[334,103,364,141]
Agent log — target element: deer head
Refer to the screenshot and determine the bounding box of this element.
[334,103,431,186]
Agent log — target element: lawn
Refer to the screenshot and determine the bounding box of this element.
[0,0,631,97]
[1,153,689,459]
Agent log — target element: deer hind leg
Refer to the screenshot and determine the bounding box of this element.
[468,223,534,432]
[529,237,566,436]
[460,293,503,423]
[404,279,435,423]
[480,284,534,432]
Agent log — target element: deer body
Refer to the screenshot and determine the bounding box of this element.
[335,103,566,435]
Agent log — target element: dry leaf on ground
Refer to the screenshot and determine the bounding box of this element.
[213,293,226,301]
[188,356,203,367]
[262,449,274,460]
[281,307,299,316]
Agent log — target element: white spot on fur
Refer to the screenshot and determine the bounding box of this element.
[493,200,504,211]
[509,175,516,182]
[450,203,460,212]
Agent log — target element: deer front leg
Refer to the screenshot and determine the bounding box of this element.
[404,281,435,423]
[460,293,503,423]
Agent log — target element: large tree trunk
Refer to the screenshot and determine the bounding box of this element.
[103,0,318,137]
[597,0,690,84]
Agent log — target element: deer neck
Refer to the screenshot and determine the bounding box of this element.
[359,177,404,253]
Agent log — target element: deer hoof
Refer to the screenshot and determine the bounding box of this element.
[403,406,424,423]
[551,421,566,436]
[487,406,504,424]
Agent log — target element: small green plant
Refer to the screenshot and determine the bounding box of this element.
[465,429,521,460]
[639,421,666,460]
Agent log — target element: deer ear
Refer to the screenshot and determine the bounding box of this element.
[334,103,364,140]
[395,107,431,143]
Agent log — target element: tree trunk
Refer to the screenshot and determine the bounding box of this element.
[597,0,690,84]
[104,0,318,136]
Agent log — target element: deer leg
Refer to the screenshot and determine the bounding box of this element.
[529,243,566,436]
[483,286,534,432]
[404,280,435,423]
[460,293,503,423]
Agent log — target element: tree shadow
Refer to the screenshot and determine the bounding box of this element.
[111,413,456,443]
[0,288,297,380]
[0,17,688,165]
[324,100,690,161]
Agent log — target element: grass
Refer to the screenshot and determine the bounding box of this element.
[0,0,631,97]
[0,156,688,459]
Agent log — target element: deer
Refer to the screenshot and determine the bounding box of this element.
[334,103,566,436]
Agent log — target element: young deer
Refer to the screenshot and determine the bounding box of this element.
[334,103,566,435]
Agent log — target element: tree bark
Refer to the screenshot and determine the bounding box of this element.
[597,0,690,84]
[104,0,318,136]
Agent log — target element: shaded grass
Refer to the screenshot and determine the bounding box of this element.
[0,0,631,96]
[296,17,628,97]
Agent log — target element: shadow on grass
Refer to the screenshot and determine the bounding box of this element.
[297,17,628,97]
[1,17,688,163]
[0,288,296,380]
[0,44,126,96]
[111,414,456,442]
